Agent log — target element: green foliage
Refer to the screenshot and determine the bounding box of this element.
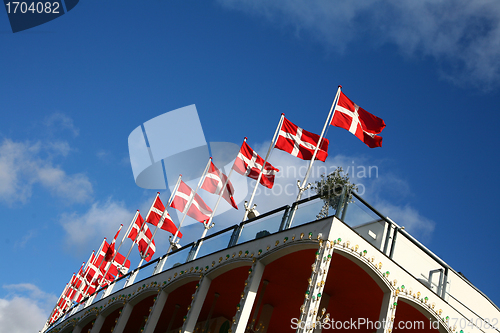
[312,167,357,219]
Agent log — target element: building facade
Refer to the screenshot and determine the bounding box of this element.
[43,192,500,333]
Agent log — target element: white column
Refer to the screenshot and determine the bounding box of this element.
[89,314,105,333]
[181,276,212,333]
[377,291,397,333]
[72,325,82,333]
[143,290,169,333]
[297,240,334,333]
[230,261,265,333]
[111,303,134,333]
[313,293,331,333]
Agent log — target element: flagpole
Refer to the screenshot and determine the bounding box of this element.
[45,278,71,328]
[166,158,212,254]
[135,192,166,268]
[46,282,69,327]
[73,250,96,308]
[68,261,86,305]
[67,261,85,302]
[122,210,140,267]
[98,224,124,289]
[77,251,94,298]
[138,175,182,268]
[243,114,285,222]
[86,238,108,298]
[145,192,160,222]
[287,85,342,227]
[126,193,164,269]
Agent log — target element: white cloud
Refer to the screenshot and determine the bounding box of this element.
[60,199,133,255]
[218,0,500,88]
[0,284,56,333]
[371,200,435,240]
[44,112,80,137]
[0,139,93,205]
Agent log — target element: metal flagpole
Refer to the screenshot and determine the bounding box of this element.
[46,283,68,327]
[138,175,182,268]
[45,280,71,329]
[125,191,163,272]
[76,251,95,301]
[97,224,123,291]
[68,261,86,310]
[242,114,285,222]
[287,85,342,228]
[70,250,96,314]
[192,158,238,260]
[67,262,85,304]
[166,158,212,254]
[83,237,107,307]
[121,210,140,266]
[85,238,108,305]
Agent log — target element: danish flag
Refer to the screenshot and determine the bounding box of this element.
[234,141,279,189]
[64,264,86,304]
[105,225,122,262]
[145,194,182,238]
[171,181,213,223]
[332,92,386,148]
[201,161,238,209]
[85,250,114,286]
[101,241,131,278]
[127,213,156,261]
[69,266,86,303]
[275,117,329,162]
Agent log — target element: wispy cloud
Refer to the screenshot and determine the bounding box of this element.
[43,112,80,137]
[60,199,133,255]
[218,0,500,89]
[0,139,93,205]
[0,284,56,333]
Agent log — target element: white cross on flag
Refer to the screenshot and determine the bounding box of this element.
[70,266,86,303]
[332,92,386,148]
[87,250,115,288]
[104,225,122,262]
[201,161,238,210]
[84,252,102,283]
[146,195,183,238]
[65,265,86,304]
[234,141,279,189]
[171,180,213,223]
[101,241,131,278]
[127,213,156,262]
[275,117,329,162]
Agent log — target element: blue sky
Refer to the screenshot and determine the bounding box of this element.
[1,1,500,331]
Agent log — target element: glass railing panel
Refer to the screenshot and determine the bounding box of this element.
[342,198,383,228]
[160,246,193,272]
[194,229,234,259]
[109,274,130,295]
[236,212,284,245]
[132,262,157,285]
[89,287,106,305]
[289,198,331,228]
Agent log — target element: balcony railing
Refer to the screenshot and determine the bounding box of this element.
[50,187,455,328]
